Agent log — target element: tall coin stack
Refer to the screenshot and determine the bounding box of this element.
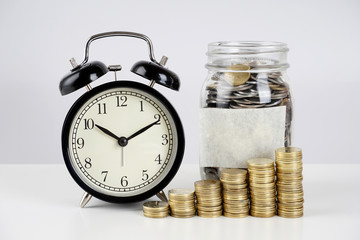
[247,158,276,217]
[143,201,169,218]
[195,180,223,218]
[168,189,196,218]
[275,147,304,218]
[220,169,249,218]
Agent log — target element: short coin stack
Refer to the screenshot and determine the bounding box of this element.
[195,180,222,218]
[220,168,249,218]
[168,188,196,218]
[143,201,169,218]
[275,147,304,218]
[247,158,276,217]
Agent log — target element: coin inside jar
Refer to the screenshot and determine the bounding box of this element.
[224,64,251,86]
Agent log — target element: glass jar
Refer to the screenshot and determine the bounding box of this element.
[199,41,293,180]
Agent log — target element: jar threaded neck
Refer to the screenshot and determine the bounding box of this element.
[206,41,289,72]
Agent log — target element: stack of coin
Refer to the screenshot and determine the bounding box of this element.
[220,168,249,218]
[168,188,196,218]
[195,180,222,218]
[275,147,304,218]
[143,201,169,218]
[247,158,276,217]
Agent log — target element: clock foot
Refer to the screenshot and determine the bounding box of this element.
[156,190,168,202]
[80,192,92,208]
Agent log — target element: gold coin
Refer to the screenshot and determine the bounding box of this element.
[143,201,169,212]
[195,180,221,189]
[249,181,275,187]
[169,199,195,204]
[221,168,248,176]
[275,159,303,164]
[169,204,196,211]
[276,166,303,172]
[223,201,249,207]
[168,188,195,200]
[222,183,248,190]
[276,181,303,186]
[197,210,223,218]
[223,195,249,201]
[221,179,247,185]
[276,186,303,193]
[247,158,274,168]
[248,170,275,175]
[276,158,302,164]
[224,64,251,86]
[278,212,303,218]
[277,193,304,199]
[250,191,276,197]
[250,210,276,218]
[278,202,303,209]
[249,178,275,184]
[224,211,249,218]
[250,195,276,201]
[171,213,196,218]
[277,194,304,200]
[278,210,304,216]
[223,206,249,213]
[143,212,169,218]
[223,199,249,205]
[171,208,196,214]
[251,201,276,207]
[275,147,302,156]
[223,189,248,195]
[277,198,304,204]
[277,174,303,181]
[248,167,275,172]
[197,199,223,206]
[223,209,249,215]
[197,204,223,212]
[195,194,222,200]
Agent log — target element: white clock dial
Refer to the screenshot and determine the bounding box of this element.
[67,86,178,197]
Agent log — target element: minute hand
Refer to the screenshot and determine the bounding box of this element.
[127,119,160,141]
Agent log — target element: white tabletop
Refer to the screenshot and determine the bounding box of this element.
[0,163,359,240]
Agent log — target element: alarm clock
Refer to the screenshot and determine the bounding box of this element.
[59,32,185,207]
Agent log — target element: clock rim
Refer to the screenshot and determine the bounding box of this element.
[61,80,185,203]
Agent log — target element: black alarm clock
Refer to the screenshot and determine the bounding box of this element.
[59,32,185,207]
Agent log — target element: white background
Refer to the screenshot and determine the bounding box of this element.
[0,0,359,164]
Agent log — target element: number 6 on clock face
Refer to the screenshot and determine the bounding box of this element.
[62,81,185,203]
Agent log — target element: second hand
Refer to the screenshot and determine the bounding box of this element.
[121,147,125,167]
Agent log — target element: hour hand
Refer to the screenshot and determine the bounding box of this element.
[95,124,120,141]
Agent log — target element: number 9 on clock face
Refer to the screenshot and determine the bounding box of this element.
[61,81,185,203]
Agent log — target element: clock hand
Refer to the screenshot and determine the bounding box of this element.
[95,124,120,141]
[127,119,160,141]
[121,147,125,167]
[96,124,129,147]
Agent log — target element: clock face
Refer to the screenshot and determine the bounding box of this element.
[62,81,184,203]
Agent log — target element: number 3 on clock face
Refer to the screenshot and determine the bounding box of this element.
[62,81,185,203]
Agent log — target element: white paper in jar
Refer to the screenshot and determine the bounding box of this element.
[199,106,286,169]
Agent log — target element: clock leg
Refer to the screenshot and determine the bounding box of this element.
[156,190,168,202]
[80,192,92,208]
